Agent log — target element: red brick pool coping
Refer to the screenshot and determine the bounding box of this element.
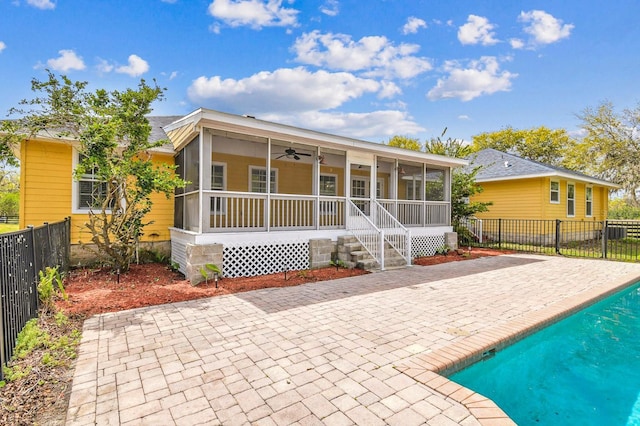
[395,272,640,425]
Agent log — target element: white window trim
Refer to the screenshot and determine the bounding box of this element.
[249,166,278,193]
[211,162,227,215]
[567,182,576,217]
[376,177,384,199]
[319,173,338,196]
[550,180,560,204]
[406,179,422,201]
[585,186,593,217]
[72,148,113,214]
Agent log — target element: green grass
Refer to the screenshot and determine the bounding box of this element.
[0,223,19,234]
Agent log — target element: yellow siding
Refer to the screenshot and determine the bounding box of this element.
[472,176,610,221]
[213,152,346,196]
[20,139,175,244]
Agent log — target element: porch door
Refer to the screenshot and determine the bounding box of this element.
[351,177,370,214]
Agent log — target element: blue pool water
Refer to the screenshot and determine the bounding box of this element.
[450,283,640,425]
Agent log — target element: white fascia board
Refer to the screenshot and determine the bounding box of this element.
[477,172,620,189]
[168,108,468,168]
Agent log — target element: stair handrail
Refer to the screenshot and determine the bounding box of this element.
[346,200,385,270]
[460,216,483,243]
[372,200,411,264]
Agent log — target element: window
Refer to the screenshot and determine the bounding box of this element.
[250,166,277,193]
[586,186,593,217]
[211,163,226,214]
[74,153,113,212]
[320,174,337,214]
[319,174,337,196]
[567,183,575,217]
[550,180,560,203]
[406,180,422,200]
[376,178,384,199]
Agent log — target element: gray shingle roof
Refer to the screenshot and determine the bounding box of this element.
[148,116,182,143]
[468,148,618,188]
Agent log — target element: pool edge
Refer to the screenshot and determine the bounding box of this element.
[395,271,640,425]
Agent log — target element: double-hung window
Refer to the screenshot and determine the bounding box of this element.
[211,162,226,214]
[550,180,560,203]
[319,174,337,214]
[250,166,277,193]
[567,183,575,217]
[74,152,113,212]
[585,186,593,217]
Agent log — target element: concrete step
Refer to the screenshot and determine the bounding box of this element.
[350,250,372,262]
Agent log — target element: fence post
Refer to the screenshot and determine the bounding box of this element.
[498,218,502,249]
[555,219,561,254]
[602,220,608,259]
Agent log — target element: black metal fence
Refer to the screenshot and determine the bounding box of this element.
[0,218,70,379]
[0,216,18,224]
[458,218,640,262]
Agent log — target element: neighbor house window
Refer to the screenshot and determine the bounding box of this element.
[210,162,226,214]
[550,180,560,203]
[74,152,113,212]
[250,166,277,193]
[567,183,575,217]
[586,186,593,217]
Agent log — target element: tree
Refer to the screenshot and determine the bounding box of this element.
[386,135,422,151]
[3,71,185,272]
[424,131,492,227]
[567,101,640,203]
[471,126,575,167]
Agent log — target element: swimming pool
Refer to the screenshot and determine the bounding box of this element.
[450,282,640,425]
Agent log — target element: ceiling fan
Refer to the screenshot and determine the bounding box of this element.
[274,148,311,160]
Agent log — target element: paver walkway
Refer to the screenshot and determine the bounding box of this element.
[66,254,640,425]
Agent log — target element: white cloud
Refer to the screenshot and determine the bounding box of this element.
[427,56,517,101]
[319,0,339,17]
[458,114,470,120]
[207,0,299,29]
[187,67,392,113]
[115,54,149,77]
[46,49,85,72]
[0,41,6,53]
[402,17,427,35]
[518,10,573,46]
[510,38,525,49]
[292,31,432,79]
[27,0,55,10]
[96,58,114,73]
[161,0,177,3]
[261,110,425,140]
[458,15,499,46]
[168,71,178,80]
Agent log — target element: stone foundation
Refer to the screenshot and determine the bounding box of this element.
[185,243,223,286]
[309,238,336,269]
[444,232,458,250]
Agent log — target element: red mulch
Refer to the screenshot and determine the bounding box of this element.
[56,247,514,317]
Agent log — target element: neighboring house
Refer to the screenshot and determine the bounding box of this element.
[17,108,467,280]
[468,148,619,221]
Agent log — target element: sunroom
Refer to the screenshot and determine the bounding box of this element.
[164,109,467,281]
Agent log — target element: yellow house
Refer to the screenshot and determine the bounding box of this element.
[17,116,179,261]
[17,109,468,280]
[469,149,618,221]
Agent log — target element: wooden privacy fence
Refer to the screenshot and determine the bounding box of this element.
[458,218,640,262]
[0,218,70,380]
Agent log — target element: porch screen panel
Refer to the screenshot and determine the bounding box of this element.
[426,169,445,201]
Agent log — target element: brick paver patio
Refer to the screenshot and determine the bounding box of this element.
[66,254,640,425]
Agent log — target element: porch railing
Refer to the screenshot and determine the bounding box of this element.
[206,191,345,231]
[372,201,411,264]
[378,200,450,227]
[203,191,450,232]
[347,200,384,269]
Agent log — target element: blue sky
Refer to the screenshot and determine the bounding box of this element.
[1,0,638,143]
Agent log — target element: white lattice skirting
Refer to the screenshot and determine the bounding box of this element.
[411,234,445,258]
[223,241,310,278]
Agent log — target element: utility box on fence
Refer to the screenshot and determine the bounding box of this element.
[607,226,627,240]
